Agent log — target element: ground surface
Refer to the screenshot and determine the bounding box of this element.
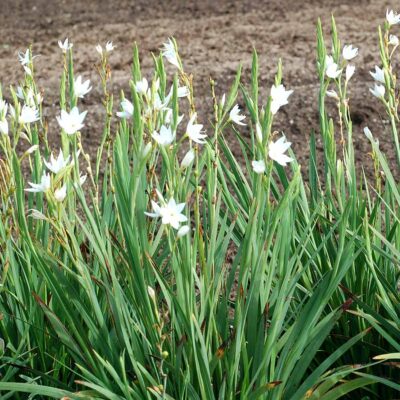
[0,0,399,175]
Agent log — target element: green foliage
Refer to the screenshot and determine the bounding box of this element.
[0,17,400,400]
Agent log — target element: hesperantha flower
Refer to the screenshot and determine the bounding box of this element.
[186,113,206,144]
[145,196,188,230]
[162,38,181,69]
[18,88,42,107]
[386,9,400,26]
[16,86,24,100]
[0,120,8,135]
[251,160,266,174]
[25,172,51,193]
[116,99,134,119]
[96,41,114,55]
[389,34,399,46]
[177,225,190,237]
[54,184,67,202]
[345,65,356,82]
[74,76,92,98]
[229,104,246,125]
[106,41,114,52]
[370,66,385,83]
[58,38,73,53]
[342,44,358,60]
[364,126,373,140]
[153,93,170,111]
[152,125,174,146]
[270,84,293,114]
[177,86,190,98]
[19,105,40,124]
[0,100,8,116]
[18,49,30,66]
[268,136,293,166]
[370,83,385,99]
[28,209,47,220]
[325,55,342,79]
[135,78,149,95]
[44,149,71,174]
[181,149,195,168]
[8,105,16,120]
[255,122,263,142]
[57,107,87,135]
[25,145,39,155]
[164,108,184,126]
[326,89,339,100]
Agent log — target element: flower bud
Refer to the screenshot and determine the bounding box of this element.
[181,149,195,168]
[177,225,190,237]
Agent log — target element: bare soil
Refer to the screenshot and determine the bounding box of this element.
[0,0,399,176]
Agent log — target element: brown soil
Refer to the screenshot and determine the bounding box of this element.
[0,0,399,177]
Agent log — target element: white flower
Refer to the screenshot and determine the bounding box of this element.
[177,86,190,98]
[18,49,30,66]
[326,90,339,100]
[181,149,195,168]
[370,84,385,99]
[326,63,342,79]
[0,100,8,115]
[28,209,47,220]
[58,38,73,53]
[255,122,263,142]
[145,197,187,229]
[116,99,134,119]
[177,225,190,237]
[105,41,114,52]
[135,78,149,95]
[162,38,180,69]
[20,105,40,124]
[251,160,266,174]
[147,286,156,300]
[142,142,152,158]
[268,136,293,166]
[220,93,226,108]
[389,34,399,46]
[164,108,184,126]
[16,87,24,99]
[9,105,16,120]
[44,149,71,174]
[0,120,8,135]
[229,104,246,125]
[79,174,87,186]
[152,94,169,112]
[342,45,358,60]
[25,172,51,193]
[74,76,92,98]
[325,55,335,67]
[22,89,35,107]
[370,66,385,83]
[152,125,174,146]
[57,107,87,135]
[186,113,206,144]
[386,9,400,26]
[325,55,342,79]
[95,44,103,54]
[345,65,355,82]
[26,145,39,154]
[270,84,293,114]
[54,185,67,202]
[364,126,373,140]
[36,92,43,104]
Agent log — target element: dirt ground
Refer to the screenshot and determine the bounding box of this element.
[0,0,399,176]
